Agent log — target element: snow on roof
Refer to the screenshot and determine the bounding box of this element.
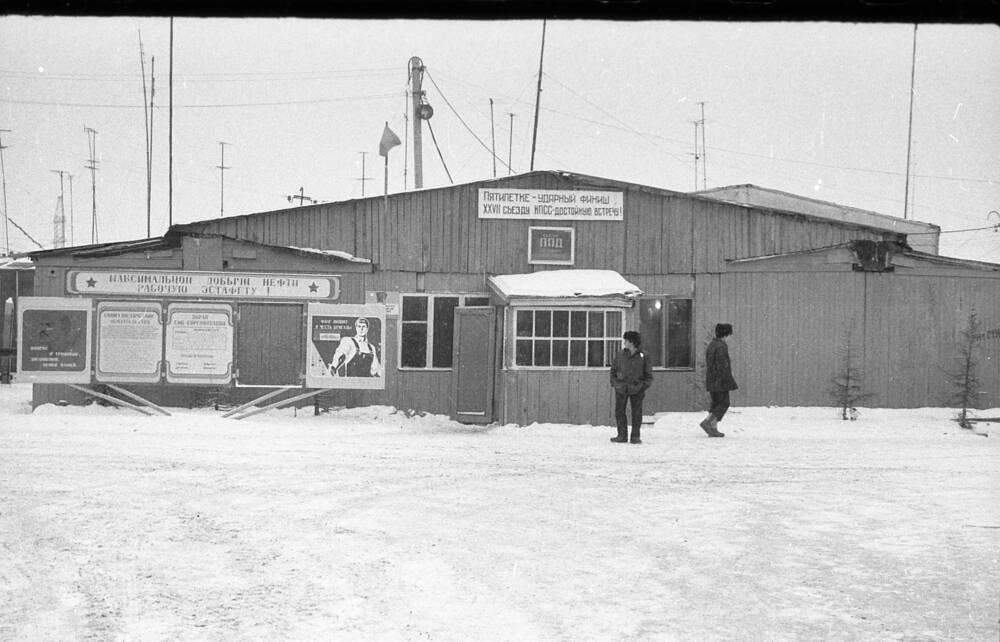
[0,256,34,270]
[286,246,371,263]
[489,269,642,302]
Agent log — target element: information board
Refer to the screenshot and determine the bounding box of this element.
[95,301,164,383]
[305,303,386,389]
[16,297,93,383]
[164,303,234,384]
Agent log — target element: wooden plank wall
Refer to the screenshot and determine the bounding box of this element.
[500,370,615,426]
[695,271,866,407]
[185,174,891,277]
[864,274,1000,408]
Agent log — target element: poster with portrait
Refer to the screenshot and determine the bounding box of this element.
[17,297,93,383]
[305,303,385,389]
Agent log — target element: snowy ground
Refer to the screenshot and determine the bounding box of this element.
[1,382,998,641]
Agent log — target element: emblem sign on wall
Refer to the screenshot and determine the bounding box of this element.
[305,303,386,390]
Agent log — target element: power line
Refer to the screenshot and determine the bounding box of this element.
[423,69,511,174]
[0,92,403,109]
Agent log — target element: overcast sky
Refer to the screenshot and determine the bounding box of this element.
[1,17,998,261]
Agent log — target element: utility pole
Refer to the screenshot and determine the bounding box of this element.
[357,151,373,197]
[903,23,918,220]
[50,170,67,248]
[409,56,425,189]
[67,173,75,246]
[84,126,99,244]
[489,98,496,178]
[0,129,10,255]
[530,20,546,171]
[216,141,230,218]
[697,101,707,190]
[169,17,174,227]
[692,121,700,190]
[287,187,316,206]
[507,113,515,176]
[148,56,155,237]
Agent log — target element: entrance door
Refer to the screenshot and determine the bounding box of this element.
[236,303,303,385]
[451,306,496,424]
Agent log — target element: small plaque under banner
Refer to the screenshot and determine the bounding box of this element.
[529,226,575,265]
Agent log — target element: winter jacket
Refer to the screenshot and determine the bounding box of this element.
[705,338,738,392]
[610,349,653,395]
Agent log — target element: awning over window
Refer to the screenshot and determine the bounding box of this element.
[488,269,642,307]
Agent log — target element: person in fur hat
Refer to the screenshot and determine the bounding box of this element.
[610,330,653,444]
[701,323,737,437]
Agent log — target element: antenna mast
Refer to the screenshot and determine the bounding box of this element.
[903,23,918,220]
[217,141,230,218]
[50,170,67,248]
[84,126,99,243]
[529,20,546,171]
[0,129,10,255]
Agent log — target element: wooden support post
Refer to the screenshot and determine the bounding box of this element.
[230,389,325,421]
[104,383,172,416]
[68,384,154,416]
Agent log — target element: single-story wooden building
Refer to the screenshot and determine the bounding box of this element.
[24,171,1000,424]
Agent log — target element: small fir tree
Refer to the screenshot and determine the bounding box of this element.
[829,321,874,420]
[946,312,983,429]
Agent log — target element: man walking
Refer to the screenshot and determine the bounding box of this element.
[610,331,653,444]
[701,323,737,438]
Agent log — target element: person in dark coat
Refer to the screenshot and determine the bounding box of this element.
[610,330,653,444]
[701,323,737,438]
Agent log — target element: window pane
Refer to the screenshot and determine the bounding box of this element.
[588,312,604,338]
[605,340,619,366]
[605,311,621,339]
[552,311,569,337]
[667,298,693,368]
[570,340,586,366]
[639,299,664,367]
[402,295,427,321]
[535,311,552,337]
[533,340,551,366]
[587,340,605,366]
[516,310,533,337]
[552,339,568,366]
[570,311,587,337]
[464,297,490,307]
[401,324,427,367]
[515,340,532,366]
[432,297,460,367]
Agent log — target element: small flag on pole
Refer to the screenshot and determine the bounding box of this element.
[379,122,401,157]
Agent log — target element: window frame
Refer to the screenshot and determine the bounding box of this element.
[506,305,625,370]
[397,292,491,371]
[639,295,694,371]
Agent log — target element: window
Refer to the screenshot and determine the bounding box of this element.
[400,294,491,369]
[639,297,693,368]
[514,308,622,368]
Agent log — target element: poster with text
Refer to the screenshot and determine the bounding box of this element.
[17,297,93,383]
[96,301,164,383]
[164,303,234,384]
[305,303,385,389]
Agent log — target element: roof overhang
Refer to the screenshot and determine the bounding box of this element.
[488,269,642,307]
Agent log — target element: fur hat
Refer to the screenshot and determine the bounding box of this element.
[715,323,733,338]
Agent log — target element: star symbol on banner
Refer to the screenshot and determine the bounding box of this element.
[86,278,97,288]
[308,282,319,293]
